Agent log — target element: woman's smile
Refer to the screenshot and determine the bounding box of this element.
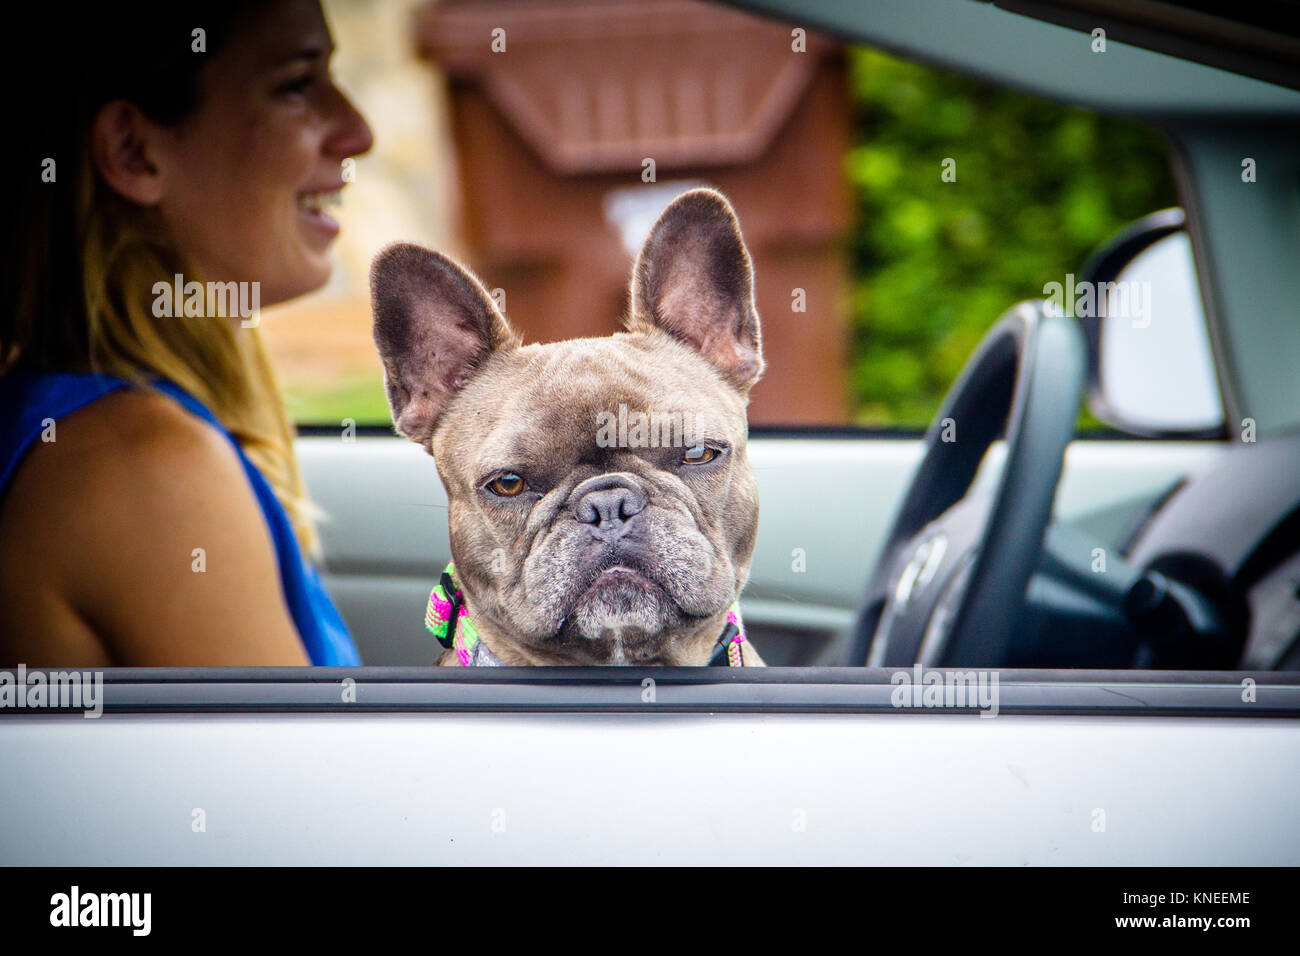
[295,183,346,241]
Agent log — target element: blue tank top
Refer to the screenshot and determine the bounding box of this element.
[0,370,361,665]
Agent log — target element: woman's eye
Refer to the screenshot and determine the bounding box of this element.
[682,445,718,465]
[487,473,526,497]
[277,74,316,97]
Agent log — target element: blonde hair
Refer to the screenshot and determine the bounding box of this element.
[2,151,322,557]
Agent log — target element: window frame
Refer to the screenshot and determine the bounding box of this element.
[18,666,1297,717]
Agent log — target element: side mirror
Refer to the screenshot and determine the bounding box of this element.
[1073,208,1225,437]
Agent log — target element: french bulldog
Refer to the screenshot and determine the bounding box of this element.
[370,188,766,665]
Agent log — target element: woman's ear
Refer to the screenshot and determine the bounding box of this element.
[90,100,167,205]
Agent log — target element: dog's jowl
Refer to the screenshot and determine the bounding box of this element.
[370,188,766,666]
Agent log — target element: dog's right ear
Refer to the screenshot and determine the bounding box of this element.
[370,243,520,445]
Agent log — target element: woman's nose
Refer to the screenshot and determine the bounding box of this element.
[326,86,374,161]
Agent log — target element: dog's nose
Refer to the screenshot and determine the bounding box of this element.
[573,474,646,535]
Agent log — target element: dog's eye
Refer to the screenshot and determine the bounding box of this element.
[487,473,526,496]
[682,445,718,465]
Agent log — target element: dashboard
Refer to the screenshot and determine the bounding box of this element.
[1123,433,1300,669]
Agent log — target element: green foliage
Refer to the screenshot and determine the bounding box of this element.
[284,375,391,429]
[845,47,1178,427]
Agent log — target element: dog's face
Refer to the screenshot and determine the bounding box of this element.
[370,189,764,664]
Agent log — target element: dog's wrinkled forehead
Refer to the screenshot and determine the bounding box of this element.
[433,334,747,483]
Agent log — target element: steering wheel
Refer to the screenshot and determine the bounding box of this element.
[847,301,1086,667]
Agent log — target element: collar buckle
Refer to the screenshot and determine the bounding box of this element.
[708,621,742,667]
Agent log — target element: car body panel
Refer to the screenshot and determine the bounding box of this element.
[2,707,1295,864]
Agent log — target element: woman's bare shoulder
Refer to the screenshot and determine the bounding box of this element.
[0,386,309,665]
[45,386,225,466]
[4,387,246,536]
[4,386,235,529]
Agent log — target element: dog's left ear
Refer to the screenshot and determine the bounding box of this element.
[627,188,764,392]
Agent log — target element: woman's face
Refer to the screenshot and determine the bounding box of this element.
[151,0,373,306]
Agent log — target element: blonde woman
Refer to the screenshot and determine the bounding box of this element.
[0,1,373,666]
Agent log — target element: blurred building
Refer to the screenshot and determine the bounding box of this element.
[417,0,851,423]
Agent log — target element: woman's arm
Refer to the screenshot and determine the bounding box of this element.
[0,389,310,666]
